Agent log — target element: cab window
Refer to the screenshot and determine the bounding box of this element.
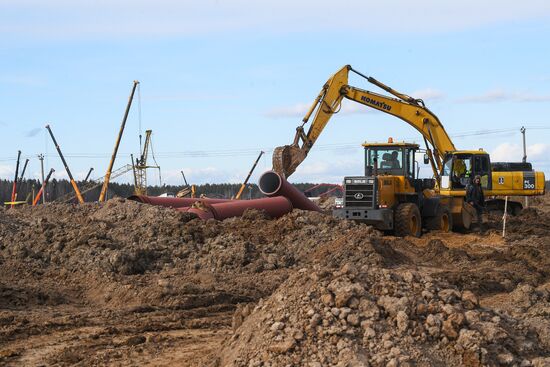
[368,148,402,172]
[406,149,415,178]
[473,155,490,188]
[452,155,472,188]
[442,157,453,176]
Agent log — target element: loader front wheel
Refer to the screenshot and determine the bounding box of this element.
[395,203,422,237]
[426,206,453,233]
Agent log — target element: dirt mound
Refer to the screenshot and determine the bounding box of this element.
[505,207,550,239]
[1,196,550,366]
[217,240,549,366]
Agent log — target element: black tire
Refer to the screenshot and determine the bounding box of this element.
[426,206,453,233]
[395,203,422,237]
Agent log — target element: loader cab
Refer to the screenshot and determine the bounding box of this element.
[363,142,419,179]
[440,151,491,190]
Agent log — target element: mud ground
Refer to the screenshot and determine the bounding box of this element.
[0,195,549,366]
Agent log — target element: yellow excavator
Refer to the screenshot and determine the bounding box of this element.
[273,65,545,236]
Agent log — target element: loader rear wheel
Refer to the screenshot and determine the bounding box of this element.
[395,203,422,237]
[426,206,453,233]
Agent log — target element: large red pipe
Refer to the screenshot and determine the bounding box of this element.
[127,195,230,208]
[211,196,292,220]
[258,171,321,212]
[177,196,293,221]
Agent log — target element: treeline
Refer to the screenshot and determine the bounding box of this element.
[0,179,337,205]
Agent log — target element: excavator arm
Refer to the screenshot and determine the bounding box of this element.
[272,65,456,178]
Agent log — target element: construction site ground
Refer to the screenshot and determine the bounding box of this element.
[1,194,549,366]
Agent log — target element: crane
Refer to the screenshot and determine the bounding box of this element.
[10,151,21,208]
[234,150,264,200]
[46,124,85,204]
[99,80,139,202]
[133,129,161,196]
[33,168,55,206]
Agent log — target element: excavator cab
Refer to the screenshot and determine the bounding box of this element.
[440,151,492,191]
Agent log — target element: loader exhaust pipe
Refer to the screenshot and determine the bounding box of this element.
[258,171,321,212]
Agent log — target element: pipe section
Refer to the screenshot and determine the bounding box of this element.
[210,196,292,220]
[177,196,293,221]
[186,207,216,220]
[128,195,230,208]
[258,171,321,212]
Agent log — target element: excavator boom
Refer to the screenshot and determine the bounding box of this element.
[272,65,455,178]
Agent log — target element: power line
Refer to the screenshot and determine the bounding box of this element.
[1,125,548,162]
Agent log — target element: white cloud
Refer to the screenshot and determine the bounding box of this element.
[2,1,550,40]
[25,128,42,137]
[0,164,14,178]
[266,86,446,119]
[290,158,363,183]
[458,89,550,103]
[265,103,311,119]
[412,88,445,101]
[265,99,376,119]
[491,142,550,162]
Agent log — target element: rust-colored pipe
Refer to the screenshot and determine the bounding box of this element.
[186,207,216,220]
[127,195,230,208]
[211,196,292,220]
[178,196,293,221]
[258,171,321,212]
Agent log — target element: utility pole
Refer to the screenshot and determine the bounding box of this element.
[520,126,528,208]
[521,126,527,163]
[99,80,139,202]
[38,154,46,203]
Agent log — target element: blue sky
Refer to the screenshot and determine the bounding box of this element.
[1,0,549,185]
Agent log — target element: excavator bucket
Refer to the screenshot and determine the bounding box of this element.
[272,145,307,178]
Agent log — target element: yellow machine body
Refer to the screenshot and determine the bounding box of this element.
[274,65,545,235]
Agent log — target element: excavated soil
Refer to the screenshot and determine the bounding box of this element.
[0,195,549,366]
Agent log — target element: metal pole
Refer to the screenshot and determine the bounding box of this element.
[10,150,21,208]
[84,167,94,182]
[45,124,85,204]
[33,168,55,206]
[502,196,508,238]
[99,80,139,202]
[520,126,527,163]
[39,154,46,203]
[181,171,189,186]
[521,126,529,208]
[15,158,30,202]
[19,159,29,183]
[235,151,264,200]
